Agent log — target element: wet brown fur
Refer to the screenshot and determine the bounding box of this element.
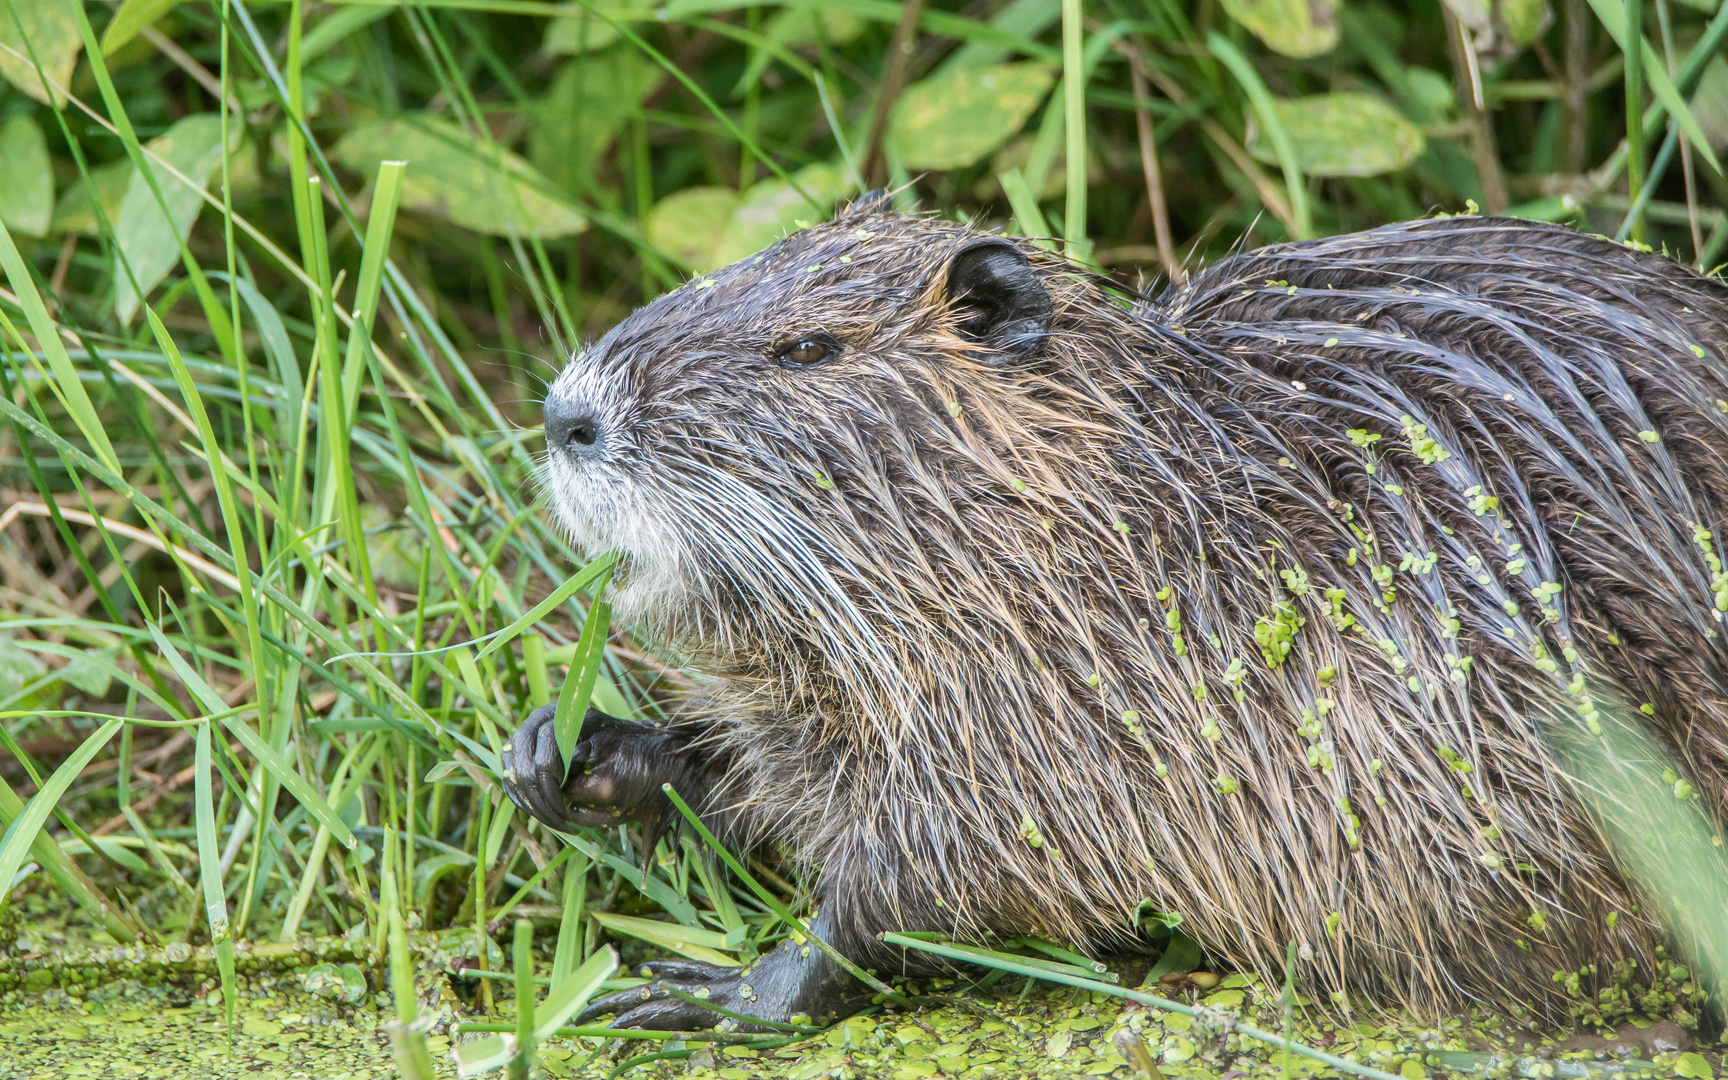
[541,211,1728,1017]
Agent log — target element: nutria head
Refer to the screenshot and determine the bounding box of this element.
[540,204,1130,653]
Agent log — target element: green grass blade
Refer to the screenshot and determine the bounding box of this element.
[194,719,238,1039]
[455,1035,517,1077]
[145,308,268,746]
[589,911,741,967]
[534,943,617,1041]
[510,919,536,1080]
[339,160,406,418]
[550,850,590,986]
[1207,32,1310,239]
[523,635,550,709]
[555,598,611,767]
[0,773,139,941]
[0,716,124,910]
[1061,0,1088,259]
[660,784,906,1005]
[146,622,357,850]
[1000,169,1055,248]
[1585,0,1722,174]
[280,737,380,941]
[0,391,464,740]
[387,872,438,1078]
[473,553,616,664]
[60,0,237,356]
[0,220,120,472]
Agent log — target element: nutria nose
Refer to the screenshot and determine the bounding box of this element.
[545,397,605,459]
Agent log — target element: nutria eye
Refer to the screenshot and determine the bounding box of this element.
[777,337,836,369]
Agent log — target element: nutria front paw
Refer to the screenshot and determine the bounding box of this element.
[501,705,678,833]
[578,939,869,1032]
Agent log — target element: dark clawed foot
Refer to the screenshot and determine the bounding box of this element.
[501,704,575,830]
[577,958,765,1032]
[500,704,681,835]
[578,941,868,1032]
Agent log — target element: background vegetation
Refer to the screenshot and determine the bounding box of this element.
[1,0,1727,1075]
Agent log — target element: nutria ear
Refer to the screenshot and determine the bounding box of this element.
[944,239,1053,363]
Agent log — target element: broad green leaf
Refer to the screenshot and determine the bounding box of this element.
[534,944,618,1040]
[762,5,865,48]
[303,961,369,1004]
[1220,0,1339,60]
[1498,0,1549,46]
[1441,0,1551,54]
[60,652,114,698]
[1248,93,1426,178]
[300,4,391,64]
[1694,56,1728,153]
[529,47,658,194]
[49,158,133,236]
[334,117,587,240]
[710,161,852,268]
[590,912,742,967]
[647,186,739,272]
[413,852,473,908]
[0,115,51,237]
[364,503,427,591]
[113,114,230,324]
[0,636,44,699]
[0,0,81,106]
[100,0,181,54]
[939,0,1063,73]
[890,62,1056,171]
[543,4,622,54]
[1406,68,1458,120]
[1677,1053,1716,1080]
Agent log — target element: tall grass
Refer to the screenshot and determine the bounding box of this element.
[0,0,1726,1074]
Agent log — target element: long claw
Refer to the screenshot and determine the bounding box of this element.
[578,984,661,1026]
[634,958,730,981]
[573,909,875,1031]
[529,714,571,828]
[503,705,561,825]
[575,959,744,1028]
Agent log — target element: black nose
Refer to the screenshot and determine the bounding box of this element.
[545,396,605,458]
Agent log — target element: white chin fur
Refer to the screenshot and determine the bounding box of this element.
[543,457,692,629]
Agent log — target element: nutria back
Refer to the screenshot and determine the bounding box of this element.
[539,209,1728,1017]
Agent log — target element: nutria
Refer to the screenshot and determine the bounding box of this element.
[503,204,1728,1030]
